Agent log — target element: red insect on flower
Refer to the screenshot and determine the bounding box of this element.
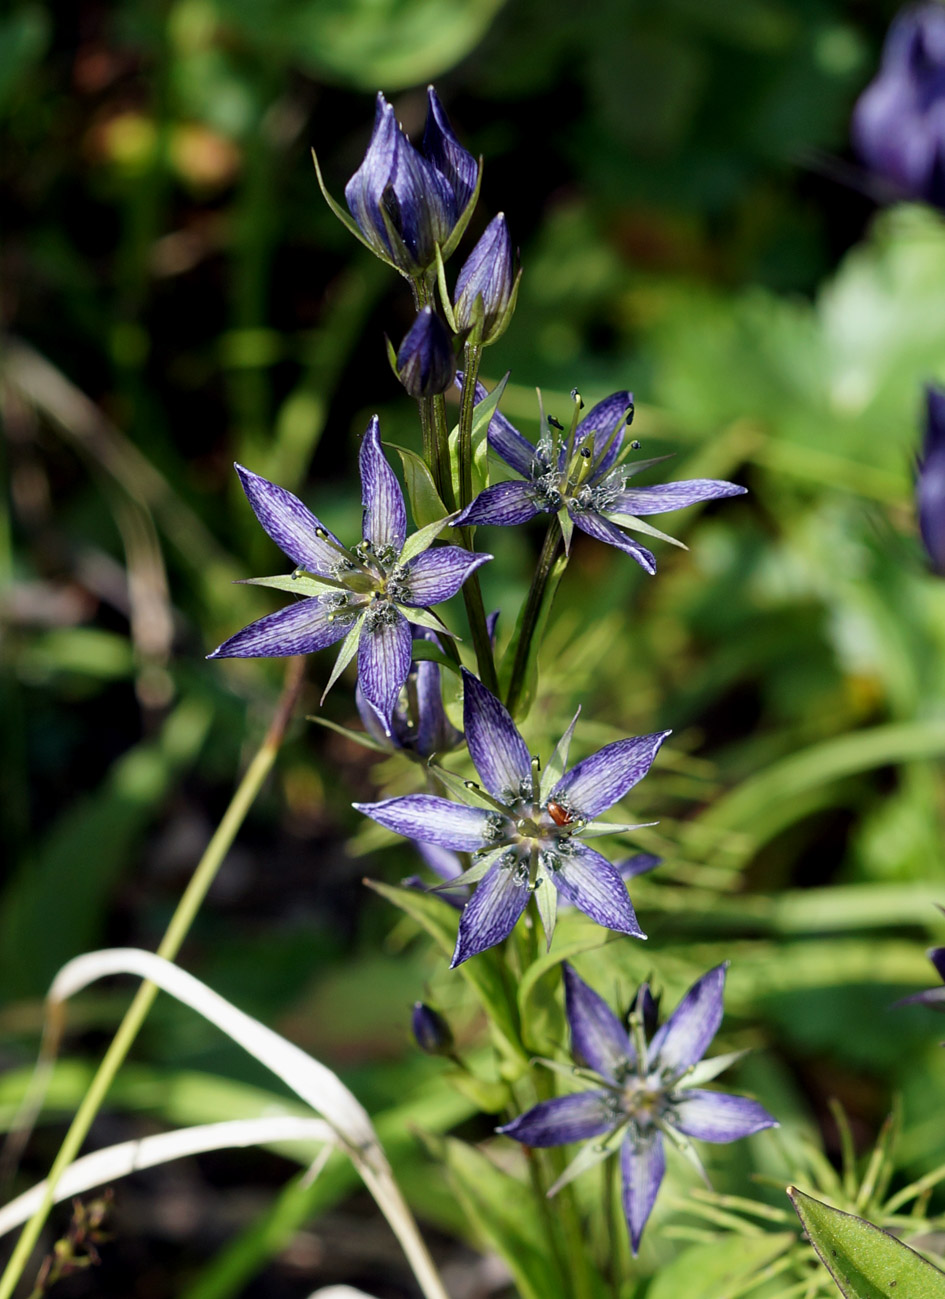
[547,800,573,827]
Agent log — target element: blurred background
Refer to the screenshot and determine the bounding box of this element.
[2,0,945,1294]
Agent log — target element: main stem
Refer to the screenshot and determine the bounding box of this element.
[0,659,306,1299]
[505,522,564,716]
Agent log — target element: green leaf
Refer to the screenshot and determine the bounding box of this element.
[448,372,510,501]
[319,616,363,703]
[398,510,458,566]
[436,1134,569,1299]
[500,551,569,719]
[365,880,527,1071]
[788,1186,945,1299]
[647,1232,795,1299]
[239,573,345,597]
[392,444,454,535]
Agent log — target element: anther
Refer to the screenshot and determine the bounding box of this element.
[464,780,480,790]
[547,415,564,431]
[631,439,641,450]
[580,446,592,459]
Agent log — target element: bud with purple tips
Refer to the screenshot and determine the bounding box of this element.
[396,306,456,397]
[337,90,479,278]
[918,384,945,574]
[412,1001,455,1056]
[453,213,518,344]
[852,4,945,208]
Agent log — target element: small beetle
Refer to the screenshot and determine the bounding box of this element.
[547,800,573,827]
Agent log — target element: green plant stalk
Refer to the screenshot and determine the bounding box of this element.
[505,522,564,715]
[0,659,306,1299]
[434,363,498,693]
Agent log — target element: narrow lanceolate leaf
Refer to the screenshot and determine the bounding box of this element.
[787,1186,945,1299]
[645,1233,795,1299]
[240,573,347,596]
[539,708,581,801]
[320,616,364,703]
[397,511,458,566]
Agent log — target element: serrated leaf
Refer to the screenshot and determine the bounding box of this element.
[788,1186,945,1299]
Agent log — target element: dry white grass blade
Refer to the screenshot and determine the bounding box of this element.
[0,1116,334,1239]
[45,948,451,1299]
[307,1290,379,1299]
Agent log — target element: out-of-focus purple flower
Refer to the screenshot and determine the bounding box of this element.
[453,213,517,343]
[412,1001,455,1056]
[396,306,455,398]
[355,670,668,965]
[853,5,945,208]
[343,89,477,276]
[918,385,945,574]
[896,946,945,1016]
[208,417,490,734]
[454,382,746,573]
[355,626,462,758]
[498,964,777,1255]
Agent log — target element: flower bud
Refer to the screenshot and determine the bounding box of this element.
[918,385,945,575]
[411,1001,454,1056]
[453,214,515,343]
[853,5,945,208]
[343,90,477,277]
[396,306,455,397]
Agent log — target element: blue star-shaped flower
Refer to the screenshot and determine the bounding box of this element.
[208,417,490,734]
[499,964,778,1255]
[355,669,668,965]
[455,381,746,572]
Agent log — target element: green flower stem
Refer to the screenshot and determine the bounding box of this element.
[0,658,307,1299]
[458,341,482,512]
[505,521,564,716]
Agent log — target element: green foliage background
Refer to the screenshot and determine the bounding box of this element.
[1,0,944,1293]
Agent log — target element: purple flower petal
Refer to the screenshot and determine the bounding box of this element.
[461,669,531,799]
[359,416,407,555]
[344,94,454,270]
[235,465,345,577]
[357,609,412,733]
[422,87,477,218]
[919,385,945,574]
[574,391,633,475]
[671,1090,777,1143]
[401,546,491,605]
[353,793,494,851]
[649,964,727,1077]
[614,480,747,516]
[451,857,530,966]
[930,946,945,983]
[551,842,645,938]
[563,965,635,1081]
[208,597,353,659]
[497,1090,616,1146]
[570,509,657,574]
[621,1128,665,1256]
[455,374,537,477]
[456,480,545,528]
[553,732,670,818]
[620,853,662,879]
[454,214,514,335]
[413,650,462,758]
[415,840,464,882]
